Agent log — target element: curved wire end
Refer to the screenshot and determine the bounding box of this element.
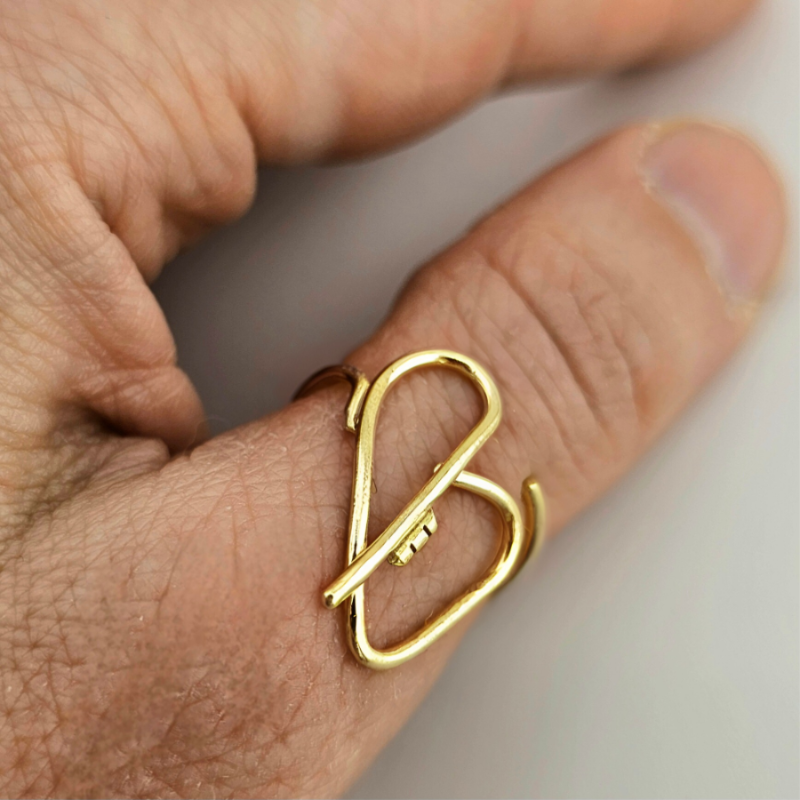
[293,364,370,433]
[521,476,546,568]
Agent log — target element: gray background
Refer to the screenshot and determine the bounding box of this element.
[154,1,799,797]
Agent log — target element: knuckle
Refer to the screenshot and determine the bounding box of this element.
[0,4,256,266]
[427,217,683,486]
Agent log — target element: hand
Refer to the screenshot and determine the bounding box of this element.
[0,1,785,796]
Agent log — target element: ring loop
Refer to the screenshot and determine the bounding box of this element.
[295,349,545,669]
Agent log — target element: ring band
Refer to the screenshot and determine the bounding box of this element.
[296,349,545,670]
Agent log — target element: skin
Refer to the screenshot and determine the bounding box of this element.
[0,0,787,796]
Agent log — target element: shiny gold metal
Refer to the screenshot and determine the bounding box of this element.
[296,350,545,670]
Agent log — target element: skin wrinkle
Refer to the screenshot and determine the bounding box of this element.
[123,24,230,208]
[0,420,123,551]
[474,197,667,459]
[0,168,183,384]
[484,240,618,445]
[402,254,599,509]
[444,259,588,484]
[2,5,253,273]
[537,215,656,431]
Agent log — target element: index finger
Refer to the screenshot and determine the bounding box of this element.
[216,0,758,158]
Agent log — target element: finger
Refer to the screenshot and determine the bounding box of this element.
[202,0,758,159]
[14,121,784,796]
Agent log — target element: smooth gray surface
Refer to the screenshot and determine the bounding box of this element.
[154,2,799,797]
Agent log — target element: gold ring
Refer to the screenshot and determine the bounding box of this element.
[296,349,545,670]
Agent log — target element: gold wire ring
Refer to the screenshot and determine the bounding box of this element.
[296,349,545,670]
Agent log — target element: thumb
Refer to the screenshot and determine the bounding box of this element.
[9,122,785,797]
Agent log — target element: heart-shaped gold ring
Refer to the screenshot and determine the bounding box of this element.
[296,350,545,670]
